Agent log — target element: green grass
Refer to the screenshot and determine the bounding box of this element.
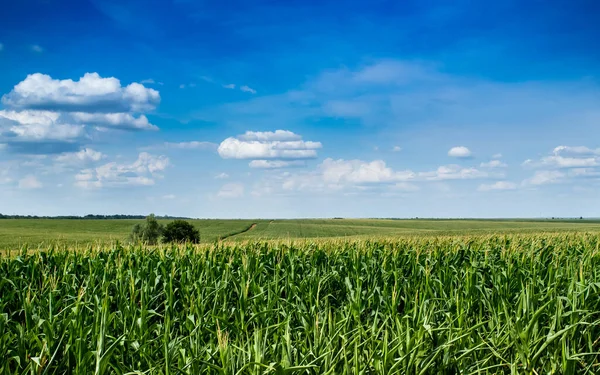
[1,218,600,249]
[233,218,600,241]
[0,219,259,249]
[1,234,599,373]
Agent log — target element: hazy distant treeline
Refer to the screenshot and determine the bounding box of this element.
[0,214,192,220]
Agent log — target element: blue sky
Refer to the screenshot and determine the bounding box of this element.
[0,0,599,218]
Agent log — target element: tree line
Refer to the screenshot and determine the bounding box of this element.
[0,214,193,220]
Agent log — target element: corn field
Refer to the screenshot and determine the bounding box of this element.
[1,234,599,374]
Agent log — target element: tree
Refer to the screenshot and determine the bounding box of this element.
[129,214,164,244]
[162,220,200,244]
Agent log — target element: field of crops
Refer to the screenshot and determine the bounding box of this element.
[2,218,600,249]
[1,234,599,373]
[0,219,258,249]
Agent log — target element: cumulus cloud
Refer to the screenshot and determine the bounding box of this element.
[264,157,500,196]
[55,148,105,165]
[140,79,163,85]
[478,181,517,191]
[68,112,157,131]
[217,183,244,198]
[539,155,598,168]
[239,130,301,142]
[320,158,414,184]
[218,130,321,162]
[419,164,493,181]
[448,146,472,158]
[521,146,600,188]
[523,145,600,169]
[480,159,507,168]
[523,170,565,186]
[392,146,402,152]
[223,84,236,89]
[240,85,257,94]
[0,110,85,142]
[18,175,42,189]
[2,73,160,113]
[267,158,417,194]
[249,160,306,169]
[219,138,319,159]
[0,73,162,154]
[553,145,600,156]
[215,172,229,179]
[144,141,217,151]
[74,152,169,188]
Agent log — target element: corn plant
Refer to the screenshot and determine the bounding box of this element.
[0,233,599,374]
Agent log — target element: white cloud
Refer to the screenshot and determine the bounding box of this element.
[74,152,169,188]
[539,155,598,168]
[31,45,43,53]
[223,84,236,89]
[568,168,600,178]
[553,145,600,156]
[146,141,217,151]
[162,194,176,200]
[521,146,600,188]
[249,160,305,169]
[392,146,402,152]
[448,146,472,158]
[18,175,42,189]
[218,130,321,161]
[219,138,320,159]
[320,158,414,184]
[217,183,244,198]
[480,159,507,168]
[2,73,160,113]
[140,79,163,85]
[492,153,502,159]
[523,170,565,186]
[239,130,301,142]
[419,164,492,181]
[240,85,257,94]
[68,112,158,131]
[524,146,600,169]
[55,148,105,165]
[0,110,85,142]
[478,181,517,191]
[215,172,229,179]
[0,73,161,154]
[266,158,498,196]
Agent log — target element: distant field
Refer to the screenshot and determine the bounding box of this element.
[0,219,258,249]
[1,218,600,249]
[233,218,600,241]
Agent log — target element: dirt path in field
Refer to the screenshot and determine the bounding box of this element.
[219,223,257,240]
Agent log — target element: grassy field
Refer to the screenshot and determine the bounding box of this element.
[0,219,258,249]
[2,218,599,249]
[1,234,599,373]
